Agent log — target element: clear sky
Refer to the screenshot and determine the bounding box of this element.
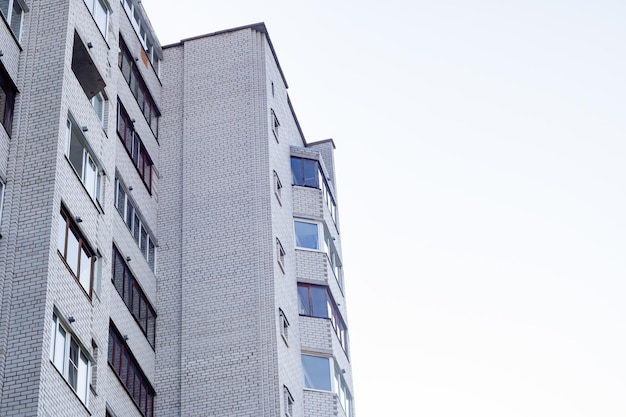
[142,1,626,415]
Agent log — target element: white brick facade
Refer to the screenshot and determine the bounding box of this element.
[0,2,354,416]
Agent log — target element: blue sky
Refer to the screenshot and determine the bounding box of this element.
[143,1,626,415]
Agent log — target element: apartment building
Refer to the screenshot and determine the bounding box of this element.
[0,1,354,416]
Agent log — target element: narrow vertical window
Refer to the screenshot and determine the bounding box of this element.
[57,207,96,296]
[273,170,282,204]
[283,385,294,417]
[279,308,289,345]
[0,179,4,226]
[276,238,285,272]
[271,109,280,141]
[0,61,17,136]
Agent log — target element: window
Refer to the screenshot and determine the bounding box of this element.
[334,363,353,417]
[301,354,353,413]
[122,0,161,72]
[0,0,24,40]
[294,220,320,250]
[50,313,91,404]
[0,179,4,225]
[273,170,282,203]
[283,385,294,417]
[295,219,343,288]
[0,61,16,136]
[291,157,319,188]
[66,118,103,203]
[57,207,96,296]
[112,246,156,348]
[302,354,332,391]
[92,92,106,124]
[276,238,285,272]
[114,178,156,271]
[118,37,160,136]
[291,156,338,224]
[108,323,155,417]
[279,308,289,345]
[117,101,153,192]
[271,109,280,141]
[84,0,108,36]
[298,283,348,353]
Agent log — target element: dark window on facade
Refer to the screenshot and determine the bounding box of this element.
[117,101,153,192]
[57,207,95,297]
[0,62,16,136]
[298,283,348,353]
[112,246,156,348]
[118,37,160,136]
[108,323,155,417]
[290,156,319,188]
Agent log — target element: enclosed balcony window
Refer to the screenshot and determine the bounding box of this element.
[302,354,331,391]
[65,118,103,204]
[0,0,25,41]
[291,156,319,188]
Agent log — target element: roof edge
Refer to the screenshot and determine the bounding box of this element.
[161,22,289,88]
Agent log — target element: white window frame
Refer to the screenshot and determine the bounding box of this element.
[294,219,323,251]
[0,0,26,41]
[302,354,333,392]
[91,91,106,125]
[65,118,103,205]
[114,177,157,271]
[84,0,109,38]
[50,313,91,405]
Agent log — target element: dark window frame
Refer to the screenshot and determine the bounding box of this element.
[117,100,153,193]
[112,245,157,349]
[298,283,348,353]
[57,206,95,298]
[108,322,155,417]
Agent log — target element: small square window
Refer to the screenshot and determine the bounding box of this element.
[276,238,285,272]
[273,170,282,204]
[271,109,280,141]
[283,385,294,417]
[294,220,320,250]
[279,308,289,345]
